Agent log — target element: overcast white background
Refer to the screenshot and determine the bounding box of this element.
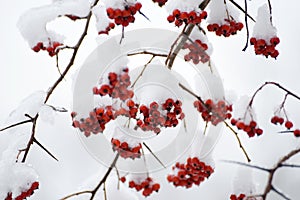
[1,0,300,199]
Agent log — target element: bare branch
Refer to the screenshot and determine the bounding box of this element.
[143,142,166,169]
[0,119,33,132]
[222,160,270,172]
[33,137,58,161]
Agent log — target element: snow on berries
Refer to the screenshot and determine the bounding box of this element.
[5,182,39,200]
[92,4,116,35]
[167,9,207,27]
[206,0,243,37]
[251,4,280,59]
[136,99,184,134]
[124,176,160,197]
[207,19,243,37]
[32,41,63,57]
[105,1,142,27]
[71,106,115,137]
[93,68,134,101]
[111,138,142,159]
[193,99,232,126]
[167,157,214,188]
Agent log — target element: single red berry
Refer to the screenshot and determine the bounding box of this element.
[285,121,293,129]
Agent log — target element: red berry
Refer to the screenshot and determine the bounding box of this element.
[285,121,293,129]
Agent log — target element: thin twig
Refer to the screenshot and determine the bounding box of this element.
[114,166,121,190]
[222,160,270,172]
[33,137,58,161]
[22,115,38,162]
[0,119,33,132]
[228,0,256,22]
[242,0,250,51]
[103,182,107,200]
[60,153,120,200]
[142,142,166,168]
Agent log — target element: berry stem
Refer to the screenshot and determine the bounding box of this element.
[179,83,251,162]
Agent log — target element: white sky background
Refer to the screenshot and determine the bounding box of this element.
[1,0,300,199]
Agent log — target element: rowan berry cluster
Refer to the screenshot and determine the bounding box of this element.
[111,138,142,159]
[167,9,207,27]
[271,115,293,129]
[98,23,116,35]
[207,19,244,37]
[183,39,210,64]
[136,99,184,134]
[231,119,263,137]
[271,115,300,137]
[230,193,246,200]
[250,37,280,59]
[152,0,168,7]
[127,177,160,197]
[193,99,232,126]
[106,2,142,27]
[5,182,39,200]
[167,157,214,188]
[93,68,134,101]
[71,106,115,137]
[32,41,62,57]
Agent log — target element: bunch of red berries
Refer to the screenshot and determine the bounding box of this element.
[250,36,280,59]
[5,182,39,200]
[98,22,115,35]
[106,2,142,27]
[231,119,263,137]
[126,177,160,197]
[271,115,300,137]
[271,115,293,129]
[183,39,210,64]
[111,138,142,159]
[32,41,62,57]
[93,68,134,101]
[71,106,115,137]
[167,157,214,188]
[136,99,184,134]
[193,99,232,126]
[230,193,246,200]
[152,0,168,7]
[207,19,243,37]
[167,9,207,27]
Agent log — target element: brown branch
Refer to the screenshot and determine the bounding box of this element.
[0,119,33,132]
[179,83,251,162]
[60,153,120,200]
[260,147,300,200]
[248,82,300,107]
[21,115,38,162]
[166,24,195,69]
[44,0,100,103]
[20,0,101,163]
